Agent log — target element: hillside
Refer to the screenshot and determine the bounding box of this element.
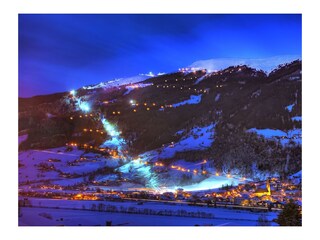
[19,60,302,190]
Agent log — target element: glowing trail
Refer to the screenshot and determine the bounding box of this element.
[67,89,160,190]
[100,117,160,190]
[100,117,127,159]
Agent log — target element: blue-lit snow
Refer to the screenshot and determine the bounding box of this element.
[118,158,159,190]
[168,175,240,192]
[159,123,215,159]
[18,147,122,186]
[291,116,302,121]
[82,75,150,90]
[95,174,119,182]
[100,118,126,153]
[215,93,221,102]
[18,134,28,145]
[175,130,185,135]
[123,83,153,95]
[285,103,295,112]
[172,94,202,108]
[194,75,207,85]
[289,170,302,185]
[248,128,302,146]
[19,198,279,226]
[100,117,160,189]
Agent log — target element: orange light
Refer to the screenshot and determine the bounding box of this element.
[112,111,116,114]
[227,174,231,178]
[202,170,207,174]
[147,108,150,111]
[100,132,103,134]
[117,111,120,114]
[79,115,82,118]
[133,109,137,112]
[152,103,156,106]
[135,103,139,106]
[70,117,73,120]
[144,103,147,106]
[193,170,198,174]
[215,172,219,176]
[90,129,93,132]
[96,130,99,132]
[161,106,164,109]
[83,129,87,132]
[85,114,88,117]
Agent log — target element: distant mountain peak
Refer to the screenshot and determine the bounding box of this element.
[189,55,301,74]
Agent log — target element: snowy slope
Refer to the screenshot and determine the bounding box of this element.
[159,123,215,159]
[248,128,302,146]
[172,94,202,108]
[189,55,301,74]
[82,75,150,90]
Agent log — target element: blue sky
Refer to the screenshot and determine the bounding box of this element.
[19,14,301,97]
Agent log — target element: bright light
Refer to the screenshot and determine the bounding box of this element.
[79,101,90,112]
[101,118,120,137]
[70,90,76,95]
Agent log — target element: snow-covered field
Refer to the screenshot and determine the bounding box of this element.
[170,175,241,192]
[158,124,215,159]
[291,116,302,122]
[248,128,302,146]
[18,147,119,185]
[19,198,278,226]
[172,94,202,108]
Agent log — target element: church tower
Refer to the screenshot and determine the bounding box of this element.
[266,178,271,196]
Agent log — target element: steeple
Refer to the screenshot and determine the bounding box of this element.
[266,178,271,196]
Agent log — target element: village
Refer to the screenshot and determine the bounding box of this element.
[19,173,302,213]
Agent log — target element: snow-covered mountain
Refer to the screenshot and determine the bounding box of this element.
[82,72,165,90]
[189,55,301,74]
[82,75,150,90]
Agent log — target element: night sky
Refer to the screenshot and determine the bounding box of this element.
[19,14,301,97]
